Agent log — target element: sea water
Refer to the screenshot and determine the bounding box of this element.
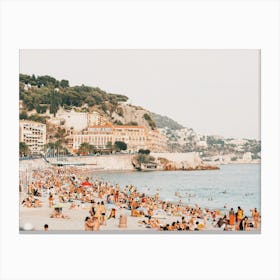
[92,163,261,216]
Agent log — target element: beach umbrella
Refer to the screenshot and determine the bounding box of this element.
[81,181,93,187]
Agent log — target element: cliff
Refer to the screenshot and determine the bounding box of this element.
[152,152,219,171]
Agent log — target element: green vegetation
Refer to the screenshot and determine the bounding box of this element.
[151,112,184,130]
[78,142,96,155]
[206,136,225,146]
[19,111,49,124]
[45,141,70,156]
[138,149,150,155]
[125,121,138,126]
[106,141,113,151]
[116,107,124,117]
[19,142,30,157]
[242,142,261,154]
[75,141,128,155]
[143,113,156,130]
[113,120,123,125]
[114,141,127,152]
[19,73,129,117]
[134,154,155,164]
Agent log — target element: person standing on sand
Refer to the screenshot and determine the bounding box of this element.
[100,201,107,225]
[93,216,100,231]
[48,194,54,208]
[237,206,243,226]
[251,208,260,230]
[229,208,235,226]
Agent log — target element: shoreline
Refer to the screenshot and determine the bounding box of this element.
[19,165,261,232]
[19,155,261,173]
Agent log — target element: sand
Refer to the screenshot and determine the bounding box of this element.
[19,194,188,232]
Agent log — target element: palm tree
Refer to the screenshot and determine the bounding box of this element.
[78,142,91,155]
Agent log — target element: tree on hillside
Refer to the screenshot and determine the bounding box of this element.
[114,141,127,152]
[49,91,61,117]
[19,111,28,120]
[37,75,57,87]
[60,79,69,88]
[143,113,156,130]
[54,127,68,146]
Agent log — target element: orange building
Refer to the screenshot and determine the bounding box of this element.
[70,123,167,153]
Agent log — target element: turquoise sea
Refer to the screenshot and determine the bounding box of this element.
[92,163,261,216]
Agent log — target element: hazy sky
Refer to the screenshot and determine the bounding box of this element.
[20,49,260,139]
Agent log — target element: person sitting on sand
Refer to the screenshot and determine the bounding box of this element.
[239,216,248,231]
[131,208,142,217]
[108,208,116,219]
[85,216,94,231]
[50,208,69,219]
[69,202,76,209]
[34,198,43,207]
[22,197,32,208]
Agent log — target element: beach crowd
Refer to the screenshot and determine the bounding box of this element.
[20,166,260,232]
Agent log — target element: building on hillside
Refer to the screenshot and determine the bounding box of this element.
[196,140,208,149]
[19,120,46,154]
[69,123,167,153]
[50,111,107,131]
[113,125,147,152]
[71,124,114,152]
[147,129,168,152]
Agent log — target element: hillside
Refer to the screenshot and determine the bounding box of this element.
[19,74,156,129]
[151,112,184,130]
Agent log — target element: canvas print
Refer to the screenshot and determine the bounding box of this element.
[19,49,261,233]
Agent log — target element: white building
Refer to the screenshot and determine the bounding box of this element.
[53,111,106,131]
[19,120,46,154]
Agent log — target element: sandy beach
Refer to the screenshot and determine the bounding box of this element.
[19,166,261,233]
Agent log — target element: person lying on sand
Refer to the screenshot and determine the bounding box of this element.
[50,209,70,219]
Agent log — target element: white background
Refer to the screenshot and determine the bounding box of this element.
[0,1,279,280]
